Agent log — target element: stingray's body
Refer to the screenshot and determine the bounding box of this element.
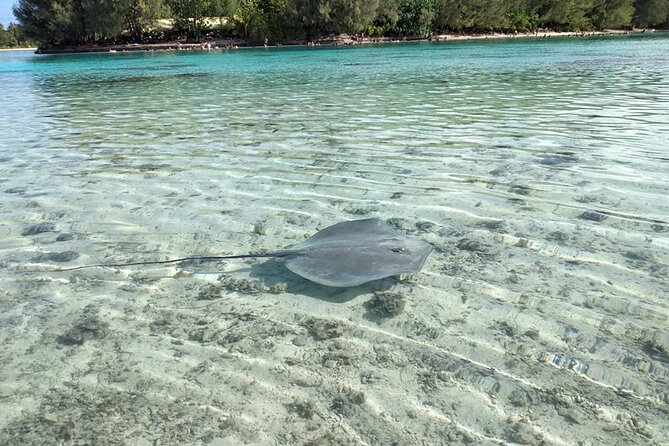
[279,218,432,287]
[56,218,433,287]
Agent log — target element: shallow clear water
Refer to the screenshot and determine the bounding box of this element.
[1,35,668,445]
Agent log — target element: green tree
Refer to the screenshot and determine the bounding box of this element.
[284,0,378,38]
[477,0,519,30]
[433,0,521,32]
[169,0,212,40]
[433,0,473,31]
[324,0,380,34]
[506,9,540,31]
[231,0,287,39]
[209,0,237,29]
[11,23,37,46]
[632,0,669,26]
[14,0,130,44]
[589,0,634,28]
[10,0,664,47]
[78,0,127,41]
[0,21,34,47]
[0,24,20,47]
[122,0,170,41]
[534,0,594,30]
[232,0,265,37]
[371,0,399,35]
[14,0,74,45]
[394,0,434,36]
[283,0,324,38]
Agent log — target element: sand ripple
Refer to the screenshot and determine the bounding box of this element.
[1,38,668,444]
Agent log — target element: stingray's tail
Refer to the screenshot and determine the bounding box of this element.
[52,251,292,272]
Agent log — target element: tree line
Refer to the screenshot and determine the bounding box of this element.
[0,22,35,47]
[10,0,669,48]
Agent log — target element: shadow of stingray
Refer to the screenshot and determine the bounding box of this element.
[247,258,397,303]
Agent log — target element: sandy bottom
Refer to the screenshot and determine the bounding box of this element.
[1,38,668,445]
[1,213,667,445]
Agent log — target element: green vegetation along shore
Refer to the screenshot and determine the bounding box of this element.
[0,23,35,48]
[30,29,661,55]
[7,0,669,51]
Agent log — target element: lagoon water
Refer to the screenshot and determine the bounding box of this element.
[1,35,668,445]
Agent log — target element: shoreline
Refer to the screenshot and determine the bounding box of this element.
[33,28,661,55]
[0,47,38,51]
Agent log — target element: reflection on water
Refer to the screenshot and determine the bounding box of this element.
[1,36,668,444]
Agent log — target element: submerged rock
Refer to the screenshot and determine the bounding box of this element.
[57,308,109,345]
[537,154,579,166]
[365,291,406,318]
[56,233,75,242]
[414,221,435,232]
[49,251,79,262]
[4,187,27,194]
[197,283,224,300]
[21,222,56,236]
[579,210,608,222]
[456,238,488,252]
[32,251,79,263]
[304,317,346,340]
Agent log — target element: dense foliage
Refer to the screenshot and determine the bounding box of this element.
[11,0,669,47]
[0,22,36,47]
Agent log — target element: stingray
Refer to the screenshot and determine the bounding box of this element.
[56,218,433,287]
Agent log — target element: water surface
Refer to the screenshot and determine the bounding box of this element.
[1,35,668,445]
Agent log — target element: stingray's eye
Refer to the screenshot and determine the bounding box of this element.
[391,247,404,253]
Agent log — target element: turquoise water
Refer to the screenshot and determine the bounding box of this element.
[1,35,668,444]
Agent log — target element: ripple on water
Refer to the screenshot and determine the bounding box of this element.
[1,37,668,444]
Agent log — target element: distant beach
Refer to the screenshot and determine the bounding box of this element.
[33,29,654,54]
